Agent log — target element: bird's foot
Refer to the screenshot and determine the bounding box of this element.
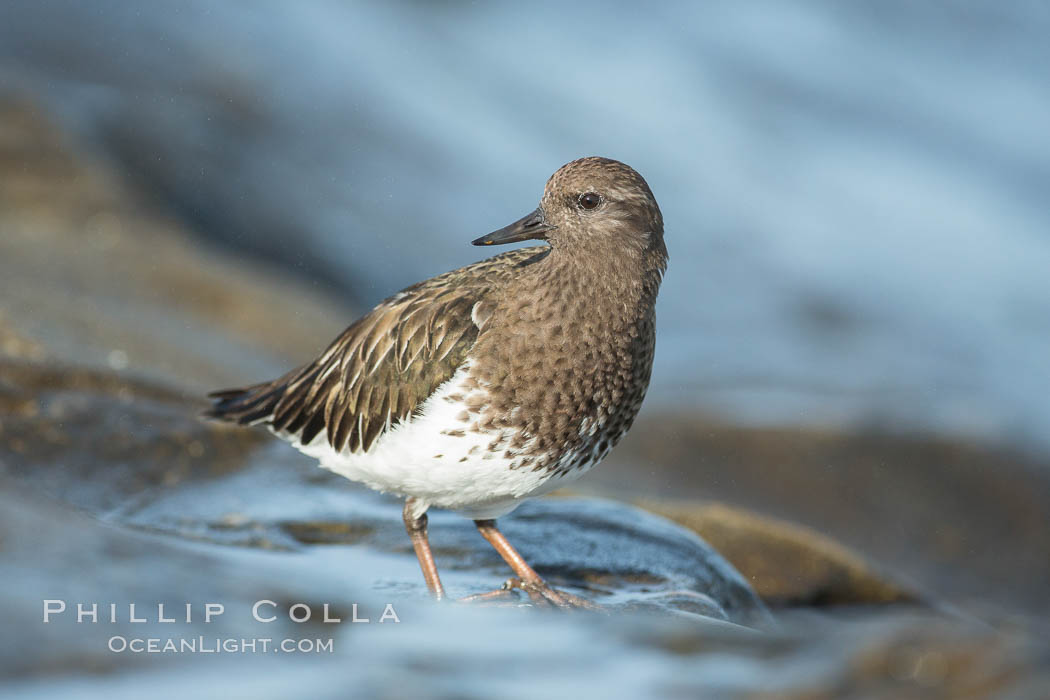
[459,577,603,611]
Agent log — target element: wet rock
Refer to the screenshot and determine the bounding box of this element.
[0,359,264,512]
[640,501,917,608]
[494,499,768,622]
[129,473,770,623]
[598,415,1050,620]
[3,482,1046,699]
[0,477,332,679]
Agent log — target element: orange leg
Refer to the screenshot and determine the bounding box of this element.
[403,498,445,600]
[465,519,600,610]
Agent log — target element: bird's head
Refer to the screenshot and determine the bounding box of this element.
[472,157,664,259]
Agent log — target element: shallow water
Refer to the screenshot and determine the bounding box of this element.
[2,388,1044,698]
[4,482,1045,699]
[1,1,1048,451]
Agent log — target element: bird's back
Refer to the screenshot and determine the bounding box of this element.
[204,246,551,454]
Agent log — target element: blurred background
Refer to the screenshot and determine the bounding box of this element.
[2,0,1048,444]
[1,1,1049,697]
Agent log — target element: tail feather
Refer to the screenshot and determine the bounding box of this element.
[204,361,329,445]
[203,380,284,426]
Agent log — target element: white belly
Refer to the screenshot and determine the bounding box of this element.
[281,365,594,519]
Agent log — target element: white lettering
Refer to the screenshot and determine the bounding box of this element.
[43,600,65,623]
[252,600,277,623]
[204,603,224,623]
[288,603,311,623]
[322,603,341,623]
[77,603,98,623]
[379,604,400,623]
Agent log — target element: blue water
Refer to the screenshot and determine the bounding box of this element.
[2,0,1048,449]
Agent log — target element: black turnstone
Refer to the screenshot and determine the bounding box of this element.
[206,157,667,607]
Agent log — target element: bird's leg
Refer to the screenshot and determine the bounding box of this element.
[403,498,445,600]
[461,519,600,610]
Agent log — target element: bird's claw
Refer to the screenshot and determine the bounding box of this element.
[459,577,603,612]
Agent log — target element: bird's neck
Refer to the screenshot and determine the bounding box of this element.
[545,237,665,306]
[513,238,664,335]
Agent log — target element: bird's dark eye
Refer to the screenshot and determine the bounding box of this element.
[578,192,602,210]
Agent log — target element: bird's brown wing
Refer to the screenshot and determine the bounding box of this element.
[204,246,548,453]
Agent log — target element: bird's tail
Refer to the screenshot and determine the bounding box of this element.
[202,380,285,426]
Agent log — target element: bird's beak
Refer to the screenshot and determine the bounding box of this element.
[471,207,555,246]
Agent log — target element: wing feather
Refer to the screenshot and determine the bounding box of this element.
[204,246,550,453]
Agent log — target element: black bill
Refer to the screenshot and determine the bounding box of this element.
[471,207,555,246]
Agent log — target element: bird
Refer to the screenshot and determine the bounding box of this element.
[205,156,667,608]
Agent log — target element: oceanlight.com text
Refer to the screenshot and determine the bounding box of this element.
[107,636,335,654]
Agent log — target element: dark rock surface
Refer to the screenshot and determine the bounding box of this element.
[2,94,1048,697]
[596,418,1050,620]
[641,501,917,608]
